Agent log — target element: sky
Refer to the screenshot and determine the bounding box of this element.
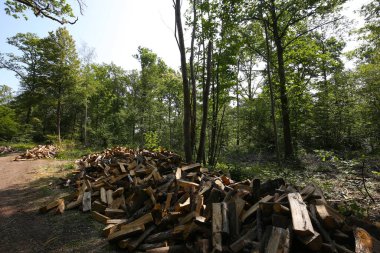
[0,0,368,91]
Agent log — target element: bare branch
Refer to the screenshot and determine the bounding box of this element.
[284,17,343,49]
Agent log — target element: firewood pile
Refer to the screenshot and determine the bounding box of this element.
[0,146,14,154]
[39,147,380,253]
[14,145,58,160]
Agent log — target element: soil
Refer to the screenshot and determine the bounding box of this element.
[0,153,120,253]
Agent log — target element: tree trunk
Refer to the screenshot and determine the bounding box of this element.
[236,60,240,147]
[174,0,192,163]
[263,18,280,162]
[190,0,197,155]
[57,96,62,145]
[84,95,88,146]
[269,0,293,159]
[209,60,219,167]
[196,41,213,163]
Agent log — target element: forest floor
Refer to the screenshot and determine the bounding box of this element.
[0,151,379,252]
[0,153,122,253]
[224,151,380,222]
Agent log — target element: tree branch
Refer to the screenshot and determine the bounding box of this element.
[14,0,81,24]
[284,17,343,49]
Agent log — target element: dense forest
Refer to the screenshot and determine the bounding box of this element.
[0,0,379,167]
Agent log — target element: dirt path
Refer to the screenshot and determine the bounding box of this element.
[0,154,120,253]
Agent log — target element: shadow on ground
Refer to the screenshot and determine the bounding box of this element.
[0,172,122,252]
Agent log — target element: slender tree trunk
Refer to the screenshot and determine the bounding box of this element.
[263,19,280,162]
[196,41,213,163]
[209,60,219,167]
[57,96,62,145]
[269,0,293,159]
[190,0,197,155]
[248,56,253,100]
[215,104,227,163]
[174,0,192,162]
[84,94,88,146]
[236,60,240,147]
[26,105,32,124]
[168,96,172,149]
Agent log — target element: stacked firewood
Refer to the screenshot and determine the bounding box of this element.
[14,145,58,160]
[39,147,379,253]
[0,146,14,154]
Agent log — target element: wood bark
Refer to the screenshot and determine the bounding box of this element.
[269,0,293,159]
[196,40,213,163]
[174,0,192,163]
[190,0,197,155]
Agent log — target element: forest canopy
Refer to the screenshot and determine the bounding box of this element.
[1,0,379,166]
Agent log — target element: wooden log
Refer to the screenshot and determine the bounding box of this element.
[264,226,290,253]
[177,179,199,189]
[138,242,168,251]
[196,238,210,253]
[100,187,107,204]
[56,199,65,214]
[175,168,182,180]
[164,192,173,211]
[66,192,84,210]
[106,219,127,224]
[112,187,124,198]
[241,195,273,222]
[228,201,239,241]
[229,227,257,253]
[273,203,290,214]
[39,198,63,213]
[354,227,373,253]
[104,208,126,219]
[92,200,106,213]
[195,194,204,216]
[119,162,127,173]
[119,225,157,251]
[300,184,316,200]
[322,202,345,227]
[309,204,338,253]
[107,224,145,241]
[179,211,196,225]
[106,189,114,205]
[180,163,201,172]
[221,202,229,234]
[103,223,118,237]
[298,231,323,251]
[145,229,175,243]
[145,245,189,253]
[82,191,91,212]
[91,211,110,224]
[315,202,336,229]
[212,203,223,252]
[288,192,314,236]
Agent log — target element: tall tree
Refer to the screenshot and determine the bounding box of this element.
[0,33,44,123]
[174,0,192,162]
[244,0,346,158]
[42,27,80,144]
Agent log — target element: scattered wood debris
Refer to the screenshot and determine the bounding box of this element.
[0,146,14,154]
[14,145,58,160]
[40,147,380,252]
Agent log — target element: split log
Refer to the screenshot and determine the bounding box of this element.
[288,193,314,236]
[107,224,145,241]
[241,195,273,222]
[264,226,290,253]
[354,227,373,253]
